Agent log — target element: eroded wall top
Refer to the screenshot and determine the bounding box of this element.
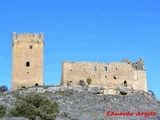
[13,32,44,41]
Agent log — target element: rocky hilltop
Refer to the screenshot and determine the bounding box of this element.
[0,86,160,120]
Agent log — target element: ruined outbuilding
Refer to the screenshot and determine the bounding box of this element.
[61,59,148,94]
[12,32,44,90]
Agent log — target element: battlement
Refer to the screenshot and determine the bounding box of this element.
[13,32,44,41]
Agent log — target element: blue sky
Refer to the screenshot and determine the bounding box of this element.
[0,0,159,99]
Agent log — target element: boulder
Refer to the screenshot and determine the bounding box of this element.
[47,87,60,92]
[117,87,133,95]
[71,85,83,91]
[88,86,103,94]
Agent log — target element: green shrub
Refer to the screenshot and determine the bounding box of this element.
[9,94,59,120]
[0,105,6,118]
[86,78,92,85]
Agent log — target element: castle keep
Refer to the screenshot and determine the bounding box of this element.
[12,32,44,90]
[61,59,148,94]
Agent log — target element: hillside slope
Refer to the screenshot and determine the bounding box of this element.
[0,87,160,120]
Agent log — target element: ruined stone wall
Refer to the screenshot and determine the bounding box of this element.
[61,59,148,92]
[12,32,44,90]
[133,70,147,91]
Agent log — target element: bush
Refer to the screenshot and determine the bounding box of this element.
[9,94,59,120]
[0,105,6,118]
[86,78,92,85]
[0,85,8,92]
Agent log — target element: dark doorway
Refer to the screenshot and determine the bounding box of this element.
[124,81,127,87]
[35,83,38,86]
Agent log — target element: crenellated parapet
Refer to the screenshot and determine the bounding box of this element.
[13,32,44,42]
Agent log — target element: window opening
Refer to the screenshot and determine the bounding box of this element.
[22,86,26,89]
[113,75,117,80]
[29,45,32,49]
[104,67,107,71]
[26,61,30,67]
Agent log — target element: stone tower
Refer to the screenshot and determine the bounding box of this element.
[12,32,44,90]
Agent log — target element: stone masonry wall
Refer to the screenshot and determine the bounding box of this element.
[61,59,148,93]
[12,32,44,90]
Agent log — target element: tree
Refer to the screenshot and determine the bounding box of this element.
[9,94,59,120]
[0,85,8,92]
[86,78,92,85]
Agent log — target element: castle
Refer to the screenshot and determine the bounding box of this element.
[12,32,44,90]
[11,32,148,93]
[61,59,148,94]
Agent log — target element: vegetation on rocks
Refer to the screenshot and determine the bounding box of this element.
[9,94,59,120]
[0,85,8,93]
[0,105,6,118]
[0,86,159,120]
